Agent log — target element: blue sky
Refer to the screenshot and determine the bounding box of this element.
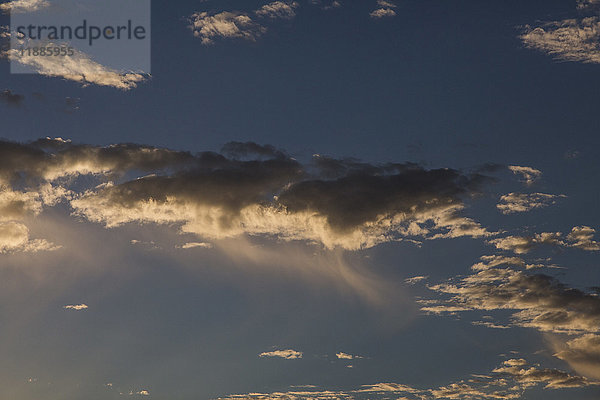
[0,0,600,399]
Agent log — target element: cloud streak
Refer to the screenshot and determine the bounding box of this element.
[259,349,303,359]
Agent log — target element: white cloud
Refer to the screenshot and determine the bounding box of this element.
[489,232,562,254]
[489,227,599,254]
[521,17,600,64]
[554,334,600,380]
[497,193,565,214]
[259,349,303,359]
[370,8,396,18]
[508,166,542,186]
[3,41,146,90]
[71,197,491,251]
[255,1,299,19]
[63,304,89,311]
[0,221,60,254]
[190,1,303,44]
[423,266,600,334]
[177,242,213,249]
[566,226,600,251]
[336,352,362,360]
[189,11,266,45]
[405,275,428,284]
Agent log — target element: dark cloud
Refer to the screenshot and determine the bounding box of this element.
[279,166,488,232]
[0,138,493,249]
[0,138,197,184]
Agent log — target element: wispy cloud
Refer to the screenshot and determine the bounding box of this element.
[497,193,565,214]
[259,349,303,359]
[489,226,600,254]
[521,17,600,64]
[521,0,600,64]
[553,334,600,380]
[3,43,147,90]
[405,275,428,284]
[336,352,362,360]
[177,242,213,249]
[423,264,600,334]
[63,304,88,311]
[219,358,595,399]
[0,221,60,254]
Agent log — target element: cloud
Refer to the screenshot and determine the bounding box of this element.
[3,43,146,90]
[497,193,565,214]
[255,1,299,19]
[489,226,599,254]
[376,0,397,8]
[370,1,397,18]
[423,265,600,335]
[566,226,600,250]
[405,275,428,284]
[189,1,301,45]
[493,359,595,389]
[309,0,341,10]
[489,232,563,254]
[63,304,88,311]
[177,242,213,249]
[370,8,396,18]
[0,0,49,14]
[336,352,362,360]
[189,11,266,45]
[521,16,600,64]
[578,0,600,10]
[470,255,527,271]
[0,221,59,254]
[218,359,595,399]
[259,349,303,359]
[508,166,542,186]
[0,138,195,183]
[0,139,493,255]
[554,334,600,380]
[0,139,494,253]
[0,89,24,107]
[69,154,492,250]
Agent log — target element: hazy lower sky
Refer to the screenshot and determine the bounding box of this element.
[1,1,600,399]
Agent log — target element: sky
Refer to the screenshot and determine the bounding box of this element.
[1,0,600,399]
